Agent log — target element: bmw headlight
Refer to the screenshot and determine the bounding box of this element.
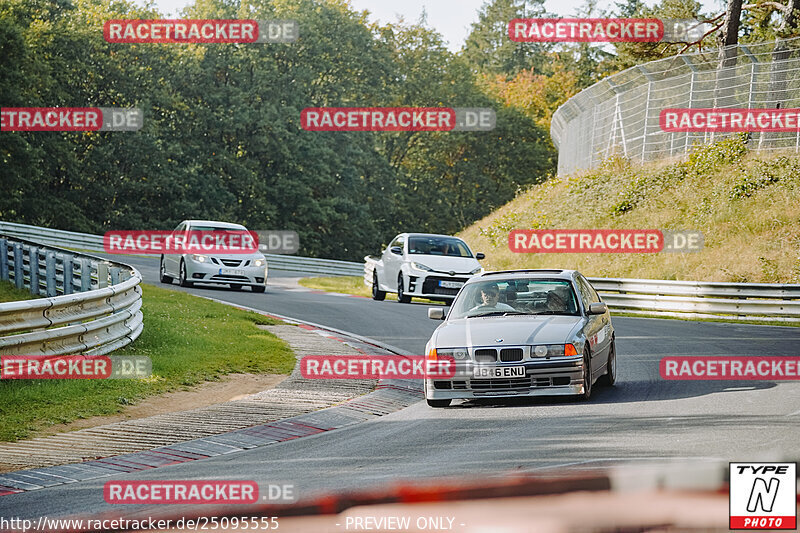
[191,254,207,263]
[436,348,469,360]
[531,344,579,357]
[411,262,433,272]
[254,259,265,267]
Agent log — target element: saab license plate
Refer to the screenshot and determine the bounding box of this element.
[439,280,464,289]
[472,366,526,378]
[220,268,246,276]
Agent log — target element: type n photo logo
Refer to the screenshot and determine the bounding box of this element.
[730,463,797,529]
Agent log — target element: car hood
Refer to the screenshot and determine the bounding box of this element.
[434,316,584,347]
[408,256,480,274]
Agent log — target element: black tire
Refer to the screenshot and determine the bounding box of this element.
[252,285,266,293]
[178,260,194,287]
[159,256,173,284]
[580,347,593,401]
[426,398,451,408]
[598,340,616,387]
[230,284,243,291]
[397,275,411,303]
[372,272,386,301]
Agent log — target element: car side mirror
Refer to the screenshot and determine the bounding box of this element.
[428,308,445,320]
[588,302,608,315]
[476,252,485,260]
[390,246,402,255]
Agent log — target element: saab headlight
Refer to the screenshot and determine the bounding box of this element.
[191,254,207,263]
[436,348,469,360]
[254,259,265,267]
[411,262,433,272]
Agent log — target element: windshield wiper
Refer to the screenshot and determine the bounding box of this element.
[467,311,529,318]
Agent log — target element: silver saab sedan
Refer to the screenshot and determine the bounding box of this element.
[424,269,616,407]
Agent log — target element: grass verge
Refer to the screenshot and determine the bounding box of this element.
[0,283,296,442]
[459,135,800,283]
[298,276,446,304]
[0,281,39,303]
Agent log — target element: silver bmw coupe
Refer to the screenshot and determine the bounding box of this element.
[424,269,616,407]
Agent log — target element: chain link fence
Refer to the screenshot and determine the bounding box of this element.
[551,36,800,175]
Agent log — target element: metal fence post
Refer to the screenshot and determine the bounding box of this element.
[0,238,8,281]
[29,246,40,296]
[80,258,92,291]
[63,254,74,295]
[45,251,57,297]
[13,243,24,290]
[97,262,109,289]
[682,56,698,155]
[638,66,654,163]
[110,267,120,286]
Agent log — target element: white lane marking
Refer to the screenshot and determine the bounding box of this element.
[722,386,757,391]
[786,408,800,417]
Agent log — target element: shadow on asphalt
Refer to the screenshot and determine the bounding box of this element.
[449,378,776,409]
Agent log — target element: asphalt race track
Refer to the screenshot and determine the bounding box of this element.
[2,254,799,521]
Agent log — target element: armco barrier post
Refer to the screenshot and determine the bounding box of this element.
[97,263,109,289]
[80,258,92,291]
[63,254,74,295]
[0,238,7,281]
[110,267,120,286]
[45,251,57,297]
[29,246,40,296]
[13,243,23,290]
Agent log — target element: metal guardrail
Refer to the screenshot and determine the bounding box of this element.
[366,258,798,322]
[1,222,796,323]
[0,221,365,276]
[0,235,143,355]
[265,254,364,277]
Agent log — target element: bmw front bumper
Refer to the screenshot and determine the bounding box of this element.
[425,358,585,399]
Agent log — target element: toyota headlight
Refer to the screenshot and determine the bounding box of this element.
[191,254,207,263]
[470,266,483,274]
[411,262,433,272]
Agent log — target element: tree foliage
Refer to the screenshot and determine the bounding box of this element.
[0,0,555,260]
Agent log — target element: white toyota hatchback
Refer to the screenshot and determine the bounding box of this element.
[159,220,268,293]
[370,233,484,303]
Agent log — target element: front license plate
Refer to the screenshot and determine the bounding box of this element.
[439,280,464,289]
[472,366,526,378]
[220,268,246,276]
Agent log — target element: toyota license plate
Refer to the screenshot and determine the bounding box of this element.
[472,366,526,378]
[220,268,246,276]
[439,280,464,289]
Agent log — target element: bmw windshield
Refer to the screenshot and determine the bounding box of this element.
[449,278,581,319]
